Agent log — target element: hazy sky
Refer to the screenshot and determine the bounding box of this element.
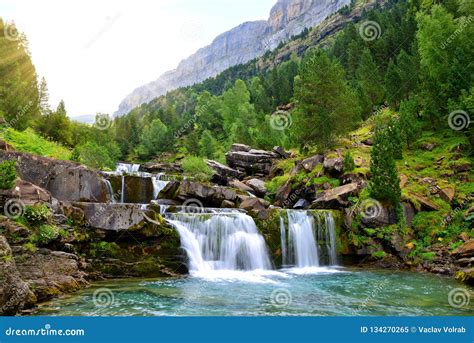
[1,0,275,117]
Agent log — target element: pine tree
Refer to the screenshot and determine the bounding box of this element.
[294,50,360,150]
[398,98,420,149]
[199,130,219,159]
[369,125,401,208]
[356,48,385,114]
[384,59,402,109]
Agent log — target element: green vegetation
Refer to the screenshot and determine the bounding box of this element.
[181,156,214,183]
[0,127,71,160]
[0,160,16,189]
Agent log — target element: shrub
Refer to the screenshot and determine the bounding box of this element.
[343,152,356,172]
[181,156,214,183]
[34,224,59,245]
[0,160,17,190]
[24,203,52,226]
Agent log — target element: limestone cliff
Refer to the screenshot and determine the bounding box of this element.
[114,0,350,116]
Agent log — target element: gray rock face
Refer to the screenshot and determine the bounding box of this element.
[226,149,280,176]
[115,0,350,116]
[73,203,149,231]
[0,151,108,203]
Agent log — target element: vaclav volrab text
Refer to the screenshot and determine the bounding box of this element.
[418,327,466,333]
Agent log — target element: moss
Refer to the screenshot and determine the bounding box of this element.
[266,175,290,194]
[371,251,386,259]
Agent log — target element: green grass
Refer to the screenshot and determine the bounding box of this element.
[0,127,71,160]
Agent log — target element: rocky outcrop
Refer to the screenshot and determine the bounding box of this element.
[323,157,344,177]
[226,146,280,177]
[0,151,108,203]
[115,0,351,116]
[140,162,182,174]
[302,154,324,171]
[206,159,245,182]
[0,179,52,207]
[311,183,360,209]
[245,179,267,197]
[239,197,271,212]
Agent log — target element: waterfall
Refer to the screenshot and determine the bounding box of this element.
[165,210,272,273]
[280,216,288,267]
[152,173,169,200]
[120,175,125,203]
[281,210,338,268]
[324,212,338,266]
[104,180,115,203]
[116,163,140,174]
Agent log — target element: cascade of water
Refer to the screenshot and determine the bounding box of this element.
[324,212,338,266]
[165,210,272,272]
[152,173,169,200]
[281,210,338,268]
[104,180,115,203]
[280,216,288,267]
[286,210,319,267]
[116,163,140,174]
[120,175,125,203]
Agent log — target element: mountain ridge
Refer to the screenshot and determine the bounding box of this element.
[114,0,351,116]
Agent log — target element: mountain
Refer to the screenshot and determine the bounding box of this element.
[70,114,96,124]
[114,0,351,116]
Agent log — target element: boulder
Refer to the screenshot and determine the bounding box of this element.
[272,146,291,159]
[73,203,151,231]
[439,187,455,203]
[239,197,270,211]
[206,160,245,180]
[323,158,344,176]
[452,240,474,259]
[230,144,251,152]
[221,200,236,208]
[140,162,182,173]
[0,151,108,203]
[229,179,253,193]
[408,193,440,211]
[455,268,474,286]
[226,148,279,176]
[301,154,324,171]
[245,178,267,197]
[158,181,180,200]
[0,235,36,315]
[13,247,88,303]
[311,183,360,209]
[361,205,397,228]
[293,199,310,209]
[0,179,52,208]
[402,202,416,227]
[274,181,292,207]
[174,181,238,207]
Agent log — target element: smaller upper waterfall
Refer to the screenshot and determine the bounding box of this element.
[116,163,140,174]
[280,210,338,268]
[152,173,169,200]
[165,209,272,273]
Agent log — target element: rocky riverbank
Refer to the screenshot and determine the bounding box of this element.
[0,138,472,315]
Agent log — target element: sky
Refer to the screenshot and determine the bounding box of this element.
[0,0,276,117]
